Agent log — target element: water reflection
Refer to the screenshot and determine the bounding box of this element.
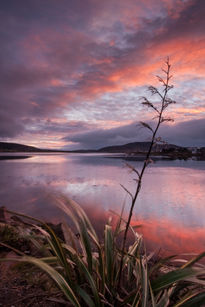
[29,154,67,163]
[0,153,205,254]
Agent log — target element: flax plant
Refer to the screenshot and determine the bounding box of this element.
[118,57,176,286]
[1,200,205,306]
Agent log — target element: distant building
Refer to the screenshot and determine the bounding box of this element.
[187,147,198,154]
[198,147,205,156]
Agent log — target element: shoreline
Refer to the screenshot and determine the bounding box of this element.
[1,151,205,161]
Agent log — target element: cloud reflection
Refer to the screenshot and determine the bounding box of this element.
[0,153,205,254]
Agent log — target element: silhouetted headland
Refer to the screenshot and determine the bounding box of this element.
[1,141,205,159]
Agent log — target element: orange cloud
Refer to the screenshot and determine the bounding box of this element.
[148,38,205,78]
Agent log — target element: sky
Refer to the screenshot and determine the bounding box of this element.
[0,0,205,149]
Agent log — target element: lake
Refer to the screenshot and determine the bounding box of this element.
[0,152,205,255]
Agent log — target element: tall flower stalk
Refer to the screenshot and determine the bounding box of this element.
[118,57,176,285]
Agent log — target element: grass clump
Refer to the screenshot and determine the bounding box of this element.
[0,224,19,246]
[1,199,205,306]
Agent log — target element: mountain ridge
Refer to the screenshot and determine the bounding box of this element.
[98,141,181,153]
[0,142,54,152]
[0,141,183,153]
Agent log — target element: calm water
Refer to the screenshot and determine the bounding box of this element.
[0,152,205,255]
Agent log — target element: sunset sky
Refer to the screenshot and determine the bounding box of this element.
[1,0,205,149]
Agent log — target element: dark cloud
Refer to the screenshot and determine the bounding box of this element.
[162,118,205,147]
[63,118,205,149]
[63,122,151,149]
[0,111,24,137]
[163,0,205,38]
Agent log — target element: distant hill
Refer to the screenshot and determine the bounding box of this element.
[98,142,151,153]
[0,141,183,154]
[98,142,181,153]
[0,142,43,152]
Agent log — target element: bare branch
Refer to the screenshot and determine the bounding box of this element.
[166,84,174,91]
[141,96,160,114]
[156,75,166,85]
[139,121,154,133]
[154,136,167,145]
[145,158,154,165]
[148,86,158,95]
[147,86,163,100]
[165,56,170,66]
[160,117,174,123]
[154,136,162,143]
[162,68,168,75]
[152,115,160,120]
[120,184,133,200]
[163,98,176,110]
[125,163,140,178]
[165,98,176,104]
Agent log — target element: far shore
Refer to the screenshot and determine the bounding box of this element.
[1,150,205,161]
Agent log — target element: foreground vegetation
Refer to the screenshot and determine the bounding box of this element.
[0,199,205,306]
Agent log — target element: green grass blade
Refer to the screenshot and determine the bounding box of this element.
[140,256,149,307]
[181,251,205,269]
[131,290,140,307]
[0,242,25,256]
[56,196,98,239]
[46,226,73,284]
[149,255,177,276]
[105,224,114,288]
[88,229,105,294]
[156,290,169,307]
[62,222,78,251]
[152,267,195,292]
[39,256,58,263]
[77,286,96,307]
[56,196,94,272]
[173,291,205,307]
[127,239,141,281]
[113,202,125,237]
[119,289,139,306]
[77,257,101,306]
[78,219,93,272]
[149,281,156,307]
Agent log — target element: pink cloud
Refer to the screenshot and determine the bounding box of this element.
[1,0,205,148]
